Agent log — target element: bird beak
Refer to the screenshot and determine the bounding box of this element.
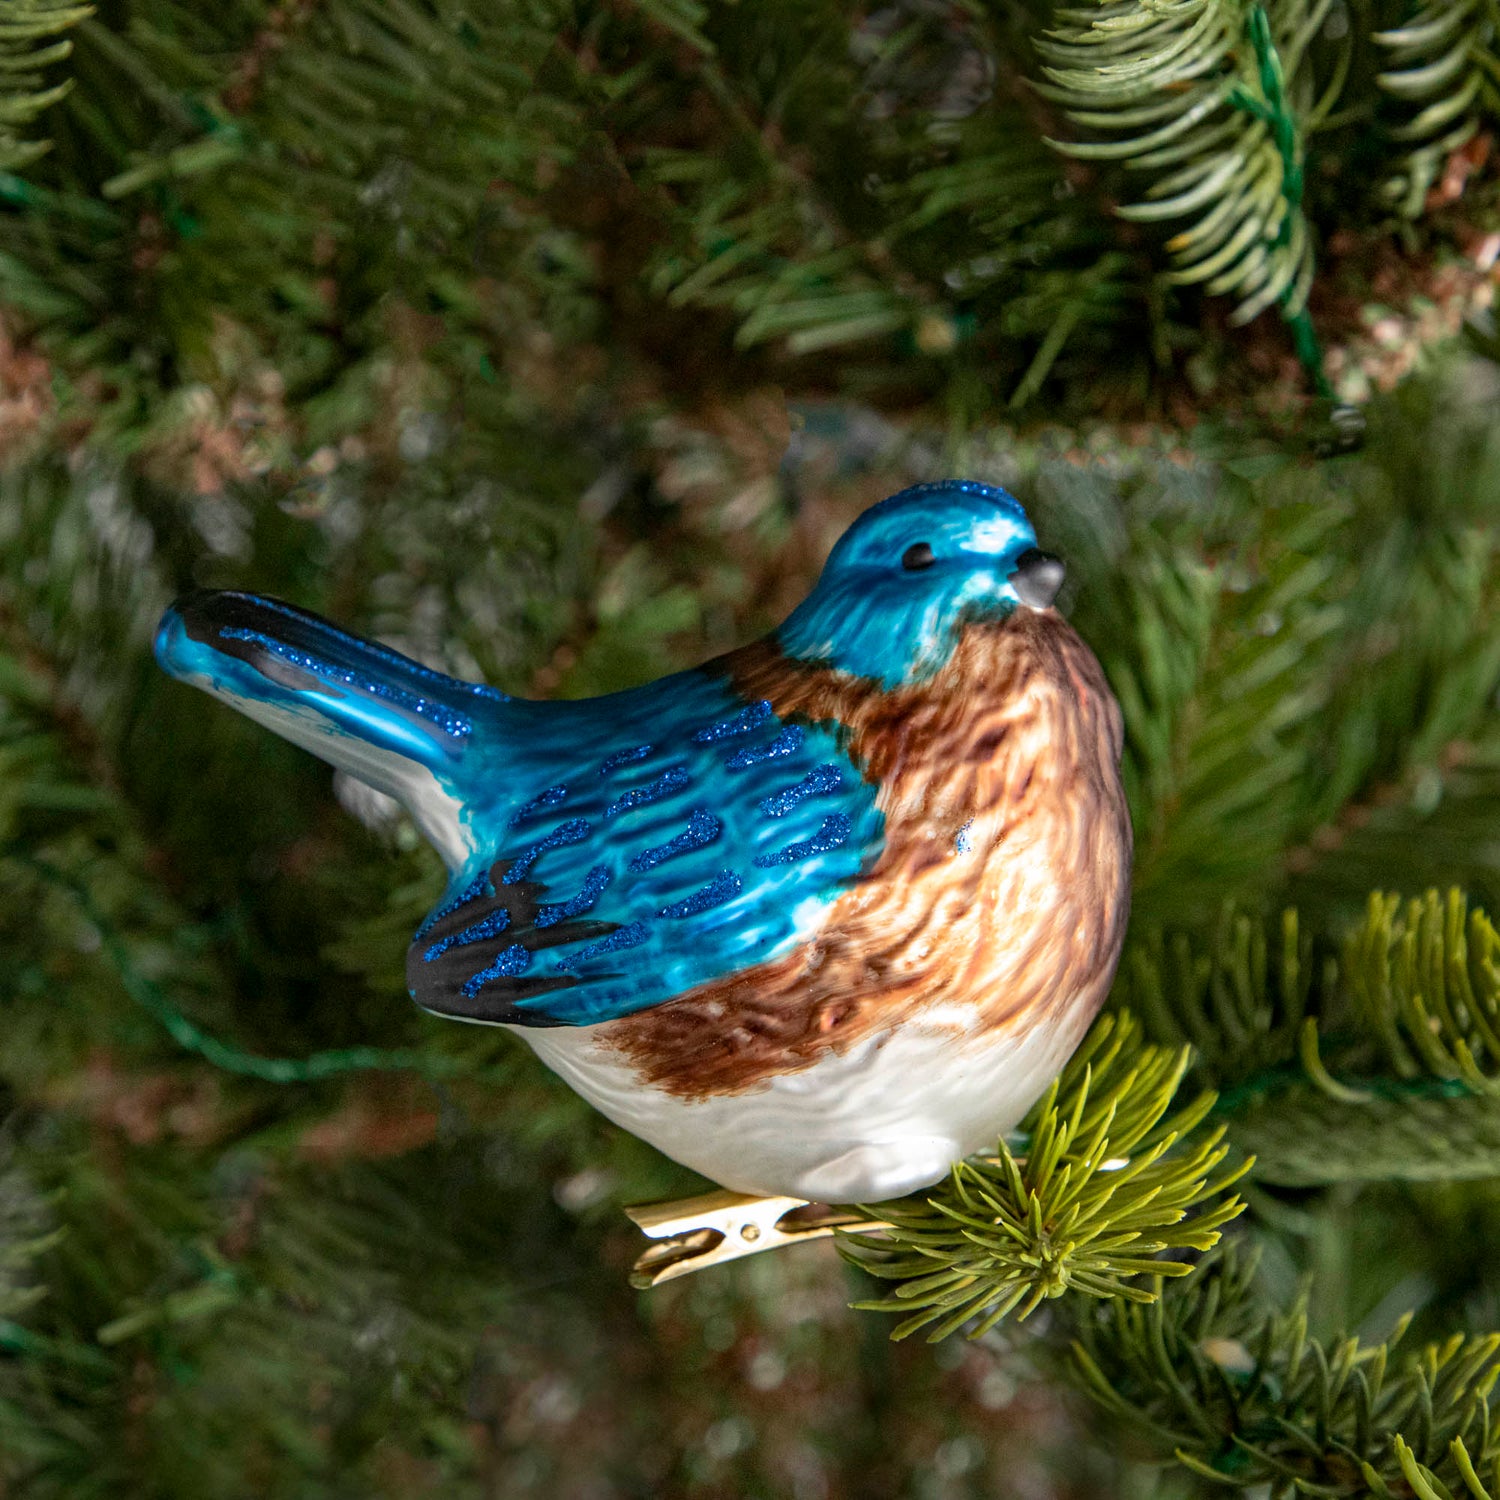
[1009,548,1065,610]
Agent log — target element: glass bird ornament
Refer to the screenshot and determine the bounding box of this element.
[155,481,1131,1221]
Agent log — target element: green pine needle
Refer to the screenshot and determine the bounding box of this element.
[840,1013,1248,1342]
[0,1,89,174]
[1119,905,1316,1084]
[1345,889,1500,1092]
[1126,891,1500,1185]
[1234,889,1500,1185]
[1034,0,1322,328]
[1076,1245,1500,1497]
[1375,0,1500,216]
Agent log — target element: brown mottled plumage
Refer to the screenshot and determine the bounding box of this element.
[602,607,1132,1098]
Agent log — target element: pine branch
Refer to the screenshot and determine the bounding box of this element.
[1286,735,1500,932]
[631,6,927,357]
[1233,890,1500,1184]
[1072,1243,1500,1498]
[0,1131,555,1492]
[1033,0,1324,331]
[842,1014,1247,1341]
[1344,890,1500,1091]
[1038,357,1500,929]
[1116,906,1316,1083]
[2,0,585,402]
[626,3,1142,396]
[0,0,90,175]
[1234,1084,1500,1183]
[0,1144,62,1329]
[1100,496,1347,926]
[1375,0,1500,216]
[1122,888,1500,1183]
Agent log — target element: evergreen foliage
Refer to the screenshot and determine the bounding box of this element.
[1074,1246,1500,1498]
[0,0,1499,1495]
[846,1015,1247,1341]
[1,0,1494,424]
[1377,0,1500,215]
[1036,0,1318,329]
[0,1,87,174]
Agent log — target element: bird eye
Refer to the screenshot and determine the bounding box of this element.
[902,542,936,571]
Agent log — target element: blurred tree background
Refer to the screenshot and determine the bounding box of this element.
[3,0,1500,1495]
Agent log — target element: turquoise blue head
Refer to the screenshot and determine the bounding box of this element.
[778,480,1063,686]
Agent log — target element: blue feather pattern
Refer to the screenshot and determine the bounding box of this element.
[462,943,534,997]
[727,727,803,768]
[423,906,511,962]
[408,668,884,1025]
[535,866,611,927]
[219,627,477,739]
[510,784,569,827]
[414,872,494,940]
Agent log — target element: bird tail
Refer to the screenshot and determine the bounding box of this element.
[154,591,508,869]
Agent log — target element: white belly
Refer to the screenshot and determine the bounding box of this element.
[520,1007,1088,1202]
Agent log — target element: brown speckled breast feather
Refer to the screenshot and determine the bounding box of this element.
[600,608,1132,1099]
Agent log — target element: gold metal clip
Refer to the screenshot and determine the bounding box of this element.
[625,1190,890,1288]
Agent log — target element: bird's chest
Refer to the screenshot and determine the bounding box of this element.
[839,645,1129,1029]
[846,717,1080,996]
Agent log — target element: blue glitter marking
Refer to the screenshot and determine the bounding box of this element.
[693,699,772,744]
[599,743,653,775]
[511,784,568,827]
[462,943,533,996]
[536,866,611,928]
[659,871,742,919]
[605,764,690,818]
[244,595,509,700]
[219,627,475,738]
[955,819,974,854]
[423,906,511,962]
[727,725,804,770]
[630,809,722,872]
[415,872,494,938]
[506,818,591,883]
[758,764,845,818]
[568,921,648,966]
[754,813,853,868]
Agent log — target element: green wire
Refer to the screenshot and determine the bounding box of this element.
[9,851,493,1087]
[1211,1058,1475,1119]
[1229,3,1335,400]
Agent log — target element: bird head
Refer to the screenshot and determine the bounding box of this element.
[778,480,1063,686]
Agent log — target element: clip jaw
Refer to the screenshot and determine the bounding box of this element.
[625,1191,889,1288]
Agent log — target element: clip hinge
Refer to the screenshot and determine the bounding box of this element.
[625,1191,890,1288]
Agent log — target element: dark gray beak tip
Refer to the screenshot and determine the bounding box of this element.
[1011,548,1066,610]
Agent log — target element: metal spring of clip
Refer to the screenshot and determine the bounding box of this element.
[625,1191,892,1288]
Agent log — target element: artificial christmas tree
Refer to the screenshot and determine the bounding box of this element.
[2,2,1500,1496]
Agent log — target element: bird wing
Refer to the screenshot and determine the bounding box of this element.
[151,588,884,1028]
[406,668,885,1027]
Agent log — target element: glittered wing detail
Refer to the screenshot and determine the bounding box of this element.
[406,675,885,1027]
